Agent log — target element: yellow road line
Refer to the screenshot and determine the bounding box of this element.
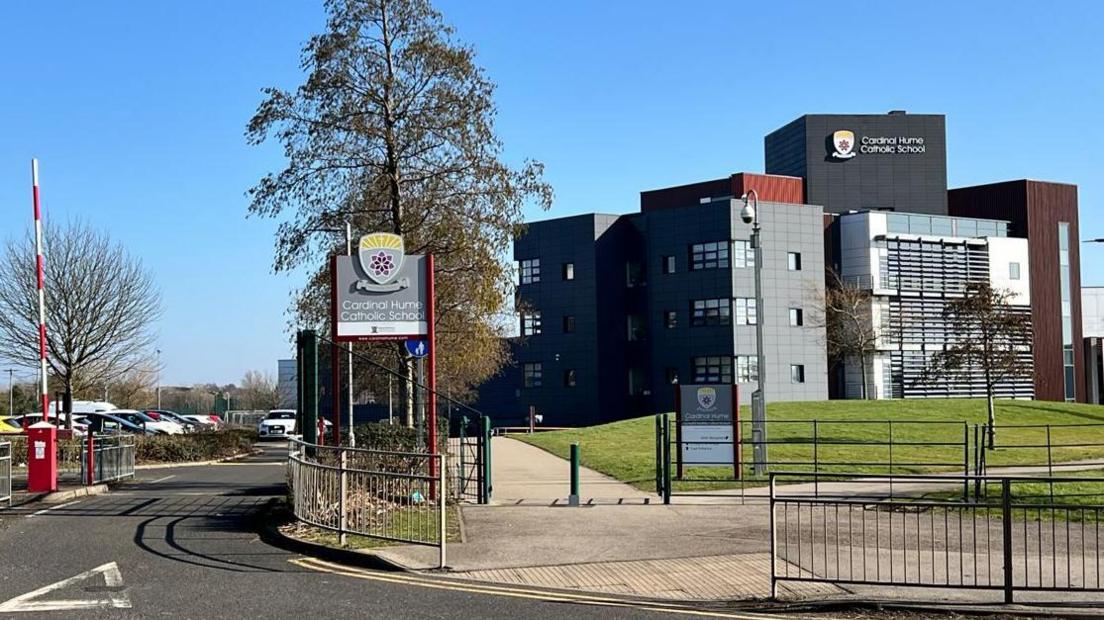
[290,557,793,619]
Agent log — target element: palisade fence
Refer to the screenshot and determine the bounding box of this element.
[770,472,1104,604]
[0,441,10,507]
[288,438,447,567]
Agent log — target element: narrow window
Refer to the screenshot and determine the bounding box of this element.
[664,310,677,329]
[523,363,543,388]
[790,364,806,384]
[563,315,575,333]
[1009,262,1021,280]
[665,367,679,384]
[788,252,802,271]
[562,262,574,281]
[662,255,676,274]
[563,369,576,387]
[789,308,804,327]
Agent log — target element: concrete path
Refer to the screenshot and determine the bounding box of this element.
[488,436,652,504]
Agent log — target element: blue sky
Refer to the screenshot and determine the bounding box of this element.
[0,1,1101,384]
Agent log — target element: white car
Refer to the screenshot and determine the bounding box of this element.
[110,409,185,435]
[258,410,297,439]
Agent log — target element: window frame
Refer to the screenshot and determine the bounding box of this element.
[523,362,543,388]
[520,258,541,284]
[690,241,730,271]
[521,311,542,336]
[562,262,575,281]
[787,252,802,271]
[789,307,804,327]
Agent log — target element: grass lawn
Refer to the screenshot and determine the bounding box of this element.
[516,399,1104,492]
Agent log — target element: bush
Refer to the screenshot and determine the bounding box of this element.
[351,418,448,453]
[135,429,257,464]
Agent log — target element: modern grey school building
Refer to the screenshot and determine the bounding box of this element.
[475,112,1087,426]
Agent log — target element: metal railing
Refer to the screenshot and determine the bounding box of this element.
[770,472,1104,604]
[80,434,136,484]
[288,438,446,567]
[0,441,10,507]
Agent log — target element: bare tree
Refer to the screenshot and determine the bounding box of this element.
[821,269,881,399]
[925,282,1033,447]
[0,219,162,424]
[86,365,158,409]
[238,370,281,411]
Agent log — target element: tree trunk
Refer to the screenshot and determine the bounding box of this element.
[858,352,869,399]
[63,381,73,431]
[986,392,996,450]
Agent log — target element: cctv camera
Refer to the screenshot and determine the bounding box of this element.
[740,204,755,224]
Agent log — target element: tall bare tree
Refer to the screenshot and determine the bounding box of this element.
[925,282,1033,447]
[246,0,552,423]
[238,370,281,410]
[821,269,881,399]
[0,219,162,423]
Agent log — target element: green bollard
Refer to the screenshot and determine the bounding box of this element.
[569,442,580,506]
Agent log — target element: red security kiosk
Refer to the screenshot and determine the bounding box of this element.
[27,421,58,493]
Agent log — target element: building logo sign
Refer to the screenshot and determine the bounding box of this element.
[831,130,857,159]
[828,130,927,159]
[679,384,738,469]
[357,233,409,293]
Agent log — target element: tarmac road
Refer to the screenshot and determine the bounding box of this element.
[0,445,775,619]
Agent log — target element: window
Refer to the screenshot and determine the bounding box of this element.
[563,369,576,387]
[691,298,731,326]
[626,261,644,287]
[562,315,575,333]
[664,310,677,329]
[1009,262,1021,280]
[665,367,679,385]
[662,255,676,274]
[690,241,729,270]
[520,258,540,284]
[692,356,732,384]
[735,355,758,382]
[523,363,542,388]
[790,364,805,384]
[734,298,757,326]
[787,252,802,271]
[1060,222,1074,400]
[789,308,804,326]
[521,311,542,336]
[628,368,646,396]
[627,314,645,341]
[732,240,755,268]
[562,262,574,281]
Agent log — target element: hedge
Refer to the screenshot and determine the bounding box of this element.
[3,429,257,467]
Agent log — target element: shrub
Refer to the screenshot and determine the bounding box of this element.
[135,429,257,464]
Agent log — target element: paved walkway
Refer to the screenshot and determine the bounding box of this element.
[488,437,653,504]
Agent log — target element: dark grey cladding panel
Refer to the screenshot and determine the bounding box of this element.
[766,113,948,216]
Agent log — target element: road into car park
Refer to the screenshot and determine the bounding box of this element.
[0,444,771,619]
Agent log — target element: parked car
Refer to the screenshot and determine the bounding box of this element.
[10,413,89,435]
[82,412,159,436]
[145,410,202,432]
[257,410,297,439]
[181,414,221,429]
[109,410,184,435]
[0,416,22,433]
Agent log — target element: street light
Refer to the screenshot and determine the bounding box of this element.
[156,348,162,409]
[309,221,355,447]
[740,190,768,475]
[7,369,13,416]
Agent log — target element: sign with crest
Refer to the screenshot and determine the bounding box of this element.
[678,384,738,469]
[332,233,428,341]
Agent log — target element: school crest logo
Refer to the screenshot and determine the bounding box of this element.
[696,387,717,410]
[356,233,409,293]
[831,130,857,159]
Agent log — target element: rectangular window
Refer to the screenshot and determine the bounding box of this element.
[733,240,755,268]
[733,298,757,326]
[626,261,644,287]
[521,311,542,336]
[664,310,677,329]
[662,255,676,274]
[523,363,542,388]
[562,315,575,333]
[690,241,729,270]
[790,364,806,384]
[692,356,732,384]
[789,308,804,326]
[562,262,574,281]
[787,252,802,271]
[627,314,645,341]
[1009,262,1021,280]
[520,258,540,284]
[691,298,731,326]
[563,369,576,388]
[1059,222,1074,400]
[735,355,759,383]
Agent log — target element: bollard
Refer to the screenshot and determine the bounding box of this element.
[568,443,580,506]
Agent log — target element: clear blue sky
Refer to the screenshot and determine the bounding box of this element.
[1,1,1101,385]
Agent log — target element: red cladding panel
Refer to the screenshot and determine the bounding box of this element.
[731,173,805,204]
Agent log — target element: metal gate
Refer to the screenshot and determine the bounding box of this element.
[80,434,136,484]
[0,441,10,507]
[451,414,491,504]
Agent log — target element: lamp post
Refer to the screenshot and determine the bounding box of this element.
[740,190,768,475]
[309,222,356,447]
[156,348,162,409]
[7,369,13,416]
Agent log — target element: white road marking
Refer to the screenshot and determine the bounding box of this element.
[0,562,131,612]
[27,500,80,518]
[147,475,175,484]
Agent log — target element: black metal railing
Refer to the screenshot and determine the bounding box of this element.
[770,472,1104,604]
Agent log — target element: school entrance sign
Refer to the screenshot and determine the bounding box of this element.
[675,384,740,477]
[332,233,429,342]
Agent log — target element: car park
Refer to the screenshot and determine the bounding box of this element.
[145,410,203,432]
[83,412,159,436]
[257,410,297,439]
[109,409,184,434]
[182,414,221,429]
